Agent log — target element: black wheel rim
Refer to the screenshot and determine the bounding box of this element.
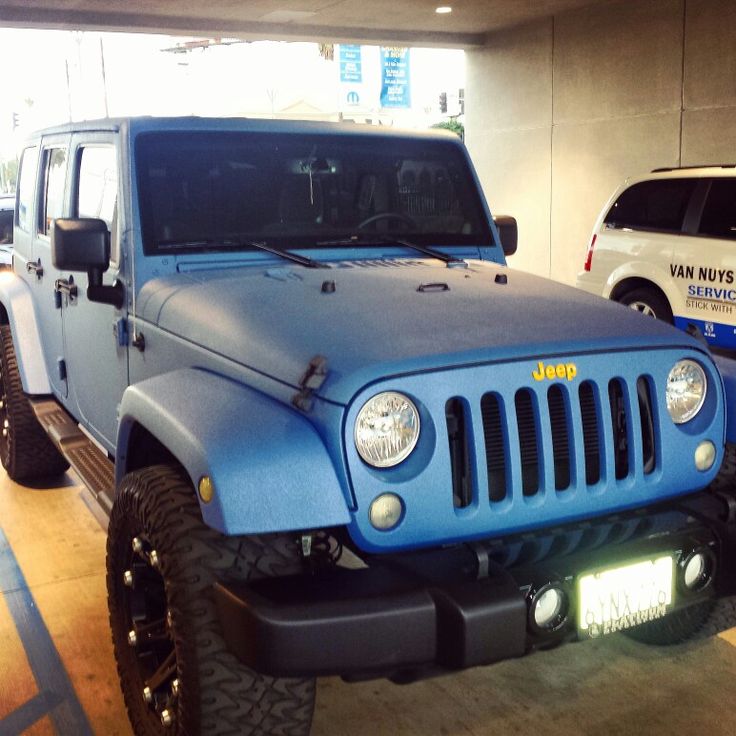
[122,532,180,730]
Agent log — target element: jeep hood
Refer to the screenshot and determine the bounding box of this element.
[138,259,701,405]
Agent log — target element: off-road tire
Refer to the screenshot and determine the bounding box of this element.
[708,442,736,494]
[618,287,673,323]
[623,600,715,645]
[0,324,69,481]
[107,464,315,736]
[696,596,736,638]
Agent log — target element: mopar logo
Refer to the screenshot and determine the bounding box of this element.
[346,91,360,105]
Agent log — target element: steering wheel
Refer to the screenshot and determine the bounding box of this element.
[357,212,417,230]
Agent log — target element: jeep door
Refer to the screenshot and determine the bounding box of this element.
[60,133,128,450]
[28,134,72,399]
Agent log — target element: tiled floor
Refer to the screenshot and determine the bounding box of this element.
[2,469,736,736]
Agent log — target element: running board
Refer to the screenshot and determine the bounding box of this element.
[29,398,114,516]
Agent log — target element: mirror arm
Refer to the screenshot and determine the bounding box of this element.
[87,267,125,309]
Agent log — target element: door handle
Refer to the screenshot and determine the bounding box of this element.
[54,276,78,301]
[26,258,44,279]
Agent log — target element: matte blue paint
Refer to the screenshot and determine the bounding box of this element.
[344,347,725,552]
[0,272,51,395]
[138,259,700,406]
[117,368,351,535]
[714,354,736,443]
[0,527,93,736]
[10,115,731,562]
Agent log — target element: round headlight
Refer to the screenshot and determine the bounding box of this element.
[666,360,707,424]
[354,392,420,468]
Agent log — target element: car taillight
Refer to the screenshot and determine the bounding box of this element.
[583,234,597,272]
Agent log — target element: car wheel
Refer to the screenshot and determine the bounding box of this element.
[618,288,673,323]
[708,442,736,494]
[0,324,69,481]
[623,600,715,645]
[107,464,315,736]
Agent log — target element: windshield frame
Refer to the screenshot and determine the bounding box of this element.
[134,129,494,257]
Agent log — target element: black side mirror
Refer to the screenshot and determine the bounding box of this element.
[52,218,110,272]
[52,218,123,308]
[493,215,518,256]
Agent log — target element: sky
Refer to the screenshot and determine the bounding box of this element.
[0,28,465,160]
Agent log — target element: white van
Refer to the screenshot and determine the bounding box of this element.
[576,165,736,349]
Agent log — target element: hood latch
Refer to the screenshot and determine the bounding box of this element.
[292,355,329,412]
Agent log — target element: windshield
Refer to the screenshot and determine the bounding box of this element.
[135,130,493,255]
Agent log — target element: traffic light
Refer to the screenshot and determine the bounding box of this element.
[11,112,19,130]
[439,92,447,113]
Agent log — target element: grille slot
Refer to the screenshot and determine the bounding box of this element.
[446,397,473,508]
[547,385,571,491]
[608,379,629,480]
[481,393,507,502]
[515,389,540,496]
[637,377,656,474]
[471,370,657,510]
[579,381,602,485]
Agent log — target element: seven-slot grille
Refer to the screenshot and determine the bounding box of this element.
[446,376,656,508]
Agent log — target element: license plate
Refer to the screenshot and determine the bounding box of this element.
[578,556,674,638]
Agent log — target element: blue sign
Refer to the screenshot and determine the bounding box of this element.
[340,45,362,83]
[380,47,411,108]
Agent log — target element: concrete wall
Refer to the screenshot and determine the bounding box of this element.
[466,0,736,285]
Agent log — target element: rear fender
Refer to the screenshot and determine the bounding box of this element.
[0,271,51,394]
[117,368,350,535]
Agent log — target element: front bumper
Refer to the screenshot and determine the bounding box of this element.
[214,489,736,681]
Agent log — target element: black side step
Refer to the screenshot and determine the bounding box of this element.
[29,398,114,515]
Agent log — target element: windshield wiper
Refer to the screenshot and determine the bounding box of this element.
[316,235,467,268]
[157,238,328,269]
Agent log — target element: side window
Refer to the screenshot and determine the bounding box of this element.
[698,179,736,240]
[77,146,117,229]
[39,148,67,236]
[605,179,696,233]
[16,146,39,233]
[0,209,12,245]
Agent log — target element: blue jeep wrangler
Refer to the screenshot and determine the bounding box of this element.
[1,117,735,735]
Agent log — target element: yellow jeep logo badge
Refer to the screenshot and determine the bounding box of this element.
[532,361,578,382]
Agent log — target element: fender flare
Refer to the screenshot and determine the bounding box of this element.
[714,355,736,444]
[117,368,351,535]
[0,271,51,394]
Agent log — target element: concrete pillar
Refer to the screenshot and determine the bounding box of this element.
[466,0,736,286]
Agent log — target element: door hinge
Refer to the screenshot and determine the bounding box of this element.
[57,358,67,381]
[113,318,129,347]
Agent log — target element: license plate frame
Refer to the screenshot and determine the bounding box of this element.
[577,554,674,639]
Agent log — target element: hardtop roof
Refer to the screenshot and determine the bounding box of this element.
[24,116,462,145]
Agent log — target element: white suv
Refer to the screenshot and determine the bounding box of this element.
[576,165,736,350]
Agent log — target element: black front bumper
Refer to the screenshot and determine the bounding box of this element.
[214,490,736,681]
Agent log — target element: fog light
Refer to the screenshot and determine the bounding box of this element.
[694,441,716,472]
[369,493,403,531]
[680,549,714,592]
[684,554,705,589]
[531,585,568,631]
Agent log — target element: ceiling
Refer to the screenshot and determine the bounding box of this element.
[0,1,612,47]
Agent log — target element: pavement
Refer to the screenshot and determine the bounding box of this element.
[1,469,736,736]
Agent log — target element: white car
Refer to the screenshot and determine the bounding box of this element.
[576,165,736,350]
